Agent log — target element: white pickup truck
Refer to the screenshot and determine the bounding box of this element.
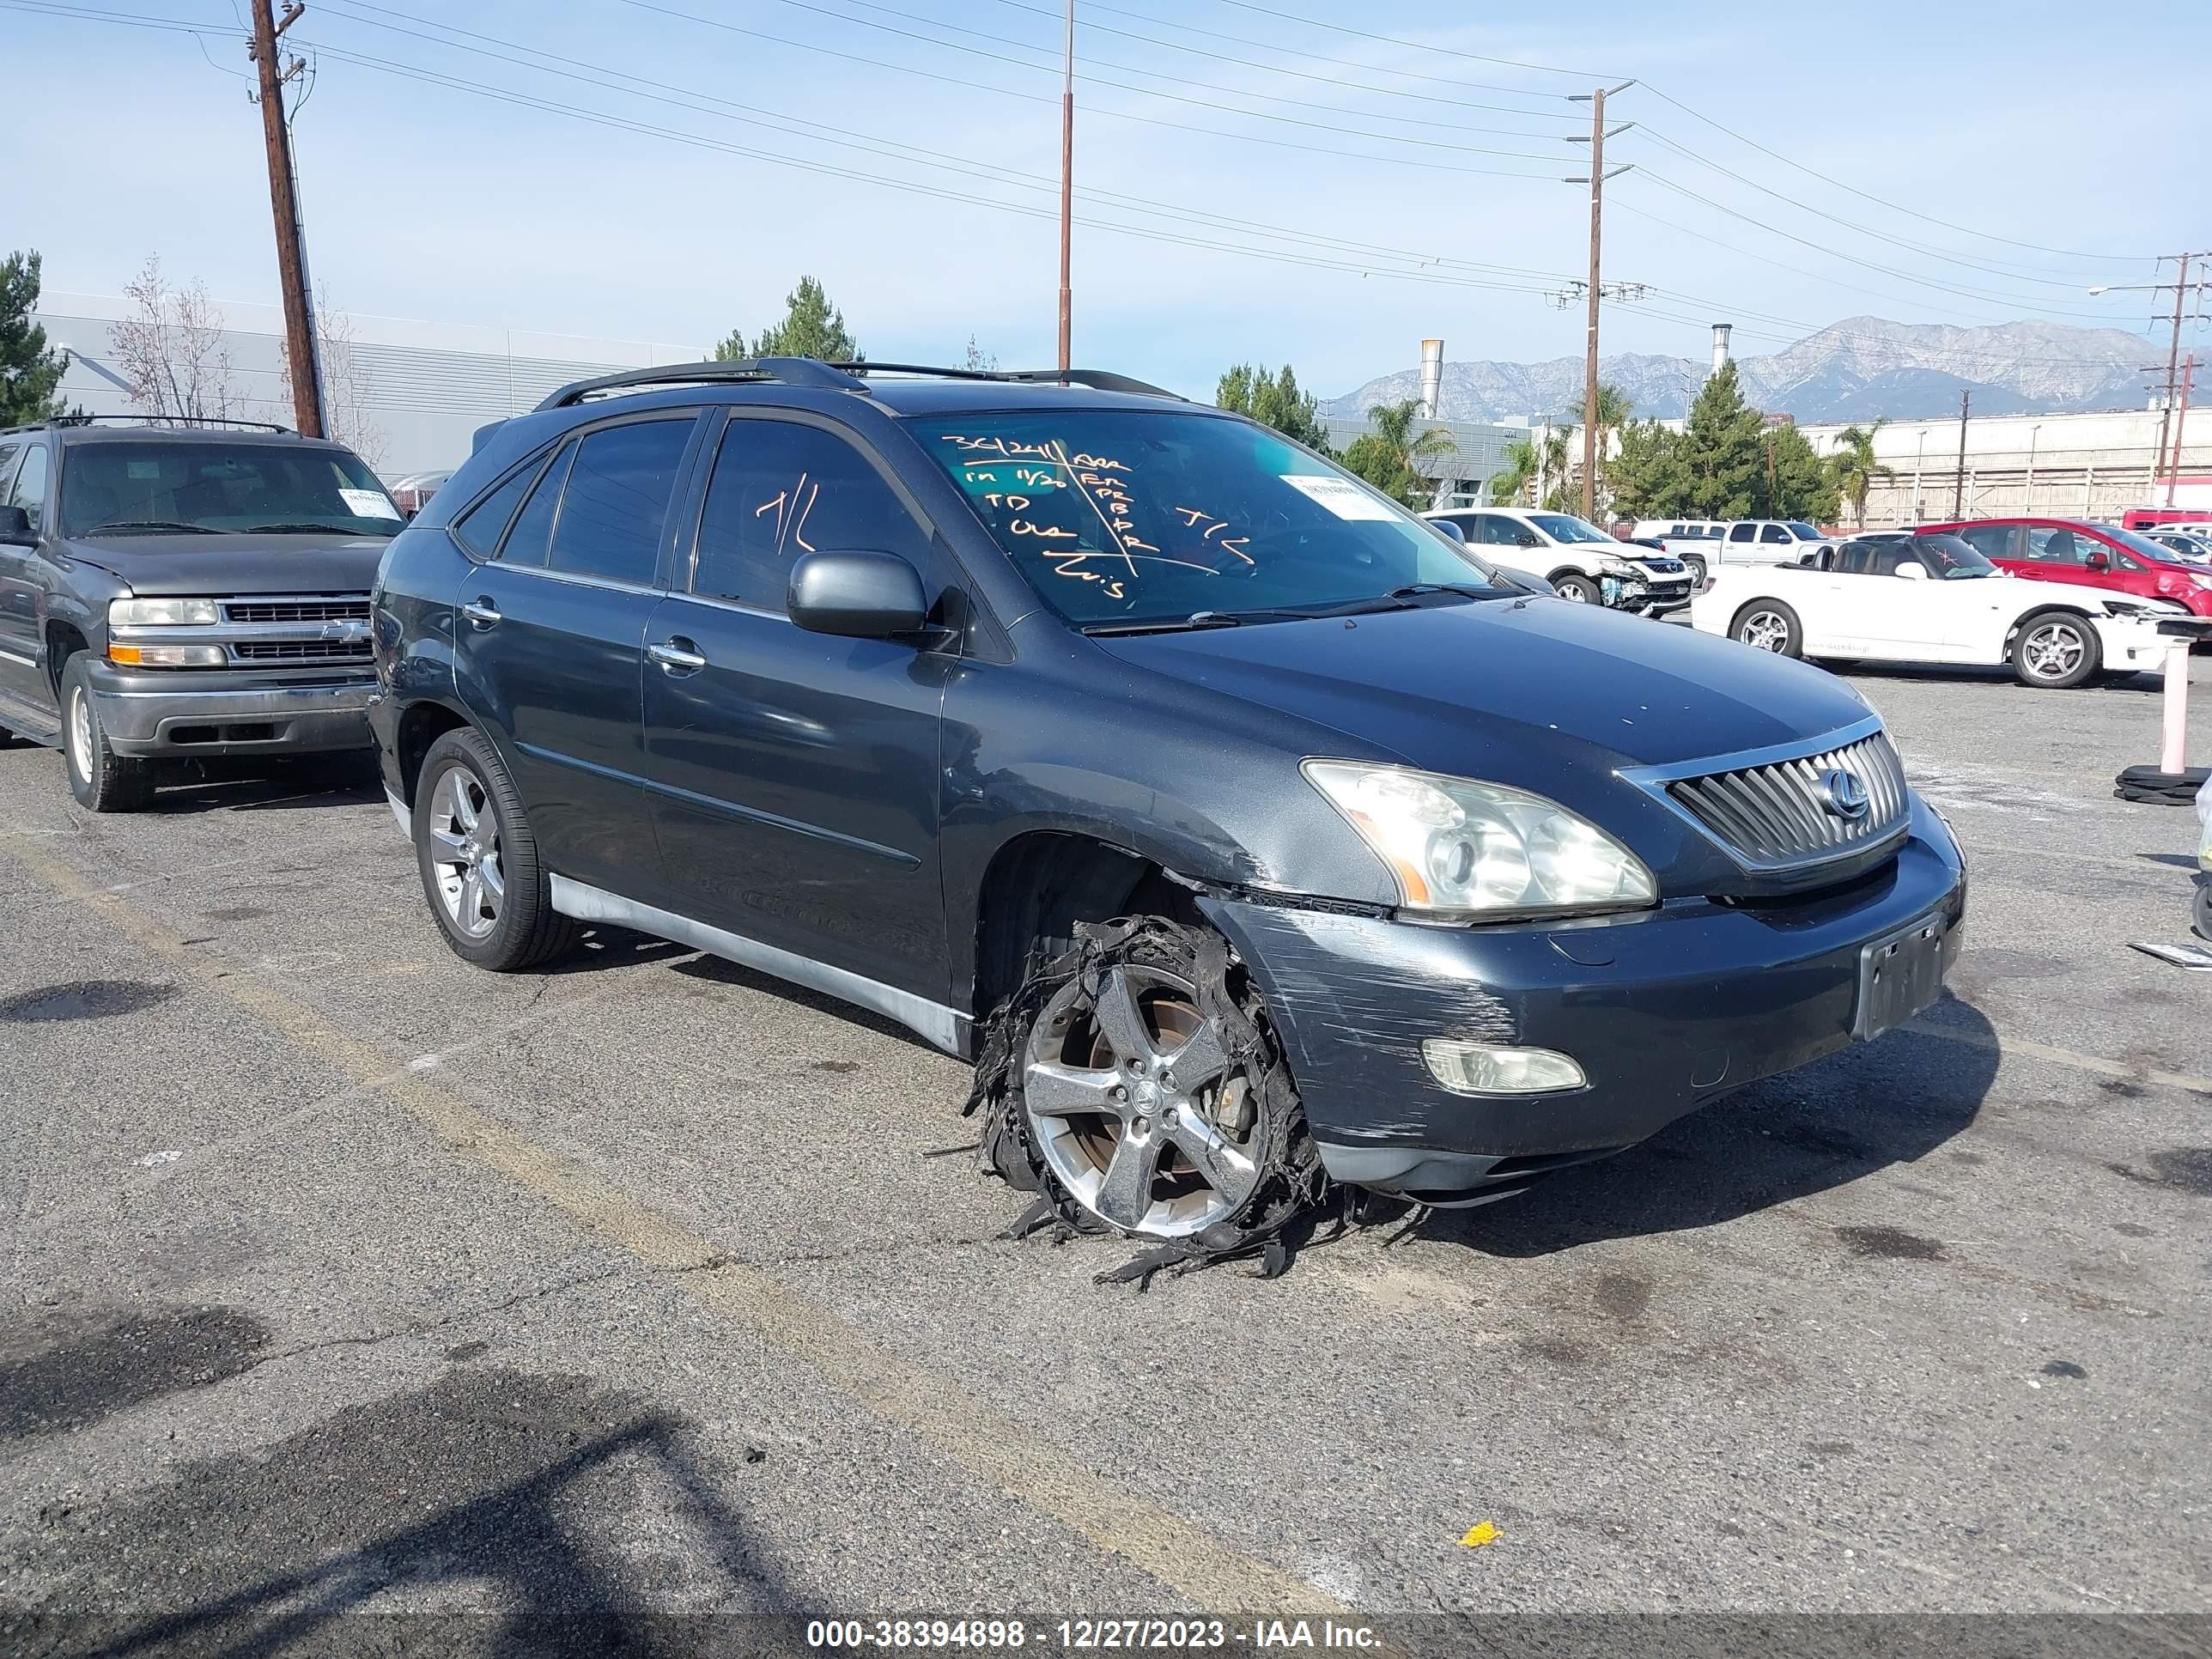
[1627,519,1834,581]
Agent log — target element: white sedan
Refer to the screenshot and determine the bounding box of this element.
[1689,530,2174,689]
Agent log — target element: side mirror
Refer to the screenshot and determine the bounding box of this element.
[1896,562,1927,580]
[787,550,929,640]
[0,504,33,544]
[2083,550,2111,572]
[1429,518,1466,544]
[1515,530,1541,548]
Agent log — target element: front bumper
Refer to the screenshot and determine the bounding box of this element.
[1200,799,1966,1201]
[86,660,377,758]
[1628,578,1695,615]
[2094,614,2177,671]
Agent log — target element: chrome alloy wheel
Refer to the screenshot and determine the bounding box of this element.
[425,765,505,939]
[1739,609,1791,652]
[66,684,92,779]
[2021,620,2087,682]
[1554,580,1590,602]
[1022,963,1261,1237]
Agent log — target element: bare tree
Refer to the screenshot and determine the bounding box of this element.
[281,290,385,468]
[109,254,237,423]
[963,334,999,373]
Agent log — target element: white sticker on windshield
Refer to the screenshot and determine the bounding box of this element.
[1282,473,1397,521]
[341,488,402,520]
[126,459,161,480]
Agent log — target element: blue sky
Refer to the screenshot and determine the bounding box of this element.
[9,0,2209,398]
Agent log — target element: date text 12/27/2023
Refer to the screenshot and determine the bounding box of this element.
[804,1617,1385,1650]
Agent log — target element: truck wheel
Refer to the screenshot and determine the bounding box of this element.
[60,655,155,812]
[968,915,1327,1267]
[413,726,579,970]
[1551,573,1601,605]
[1731,600,1802,658]
[2196,879,2212,944]
[2010,611,2100,690]
[1682,554,1708,586]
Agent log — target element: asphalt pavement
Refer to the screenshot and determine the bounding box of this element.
[1,658,2207,1656]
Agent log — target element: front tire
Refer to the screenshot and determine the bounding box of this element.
[1551,573,1601,605]
[412,726,579,970]
[60,655,155,811]
[1731,599,1802,658]
[969,915,1325,1256]
[2010,611,2100,690]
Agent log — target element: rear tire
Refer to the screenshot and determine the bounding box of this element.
[413,726,580,970]
[1730,599,1803,659]
[1551,573,1601,605]
[2010,610,2100,690]
[60,655,155,812]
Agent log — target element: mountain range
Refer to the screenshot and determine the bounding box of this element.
[1322,317,2158,426]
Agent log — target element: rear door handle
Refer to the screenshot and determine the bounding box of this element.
[460,599,501,629]
[647,638,708,673]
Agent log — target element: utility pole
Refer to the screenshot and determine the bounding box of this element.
[2167,353,2197,507]
[2089,253,2207,507]
[1056,0,1074,377]
[1952,389,1971,519]
[249,0,324,437]
[1565,80,1634,520]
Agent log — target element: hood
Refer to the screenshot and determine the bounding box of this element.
[1095,596,1872,786]
[60,533,391,598]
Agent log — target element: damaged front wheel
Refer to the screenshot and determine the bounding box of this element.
[970,915,1327,1264]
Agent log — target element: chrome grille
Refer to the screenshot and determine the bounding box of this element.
[222,598,371,624]
[1666,730,1908,868]
[230,638,373,663]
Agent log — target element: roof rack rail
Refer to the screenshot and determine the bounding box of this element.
[832,363,1184,401]
[3,413,295,435]
[536,357,866,410]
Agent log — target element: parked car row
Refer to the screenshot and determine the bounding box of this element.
[1423,506,1695,614]
[0,374,1967,1257]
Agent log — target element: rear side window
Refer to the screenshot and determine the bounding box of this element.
[499,443,574,569]
[547,420,692,586]
[1956,523,2014,560]
[1728,523,1755,543]
[692,418,929,612]
[453,457,543,557]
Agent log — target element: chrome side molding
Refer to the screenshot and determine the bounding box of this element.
[546,874,969,1055]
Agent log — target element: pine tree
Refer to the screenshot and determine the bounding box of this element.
[720,276,861,363]
[0,250,70,426]
[1680,362,1767,520]
[1216,362,1331,453]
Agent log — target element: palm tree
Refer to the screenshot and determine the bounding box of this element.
[1828,420,1894,529]
[1343,398,1456,507]
[1488,438,1537,505]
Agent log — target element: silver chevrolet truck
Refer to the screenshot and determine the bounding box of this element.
[0,416,400,810]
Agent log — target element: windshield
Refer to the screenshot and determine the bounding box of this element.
[1527,513,1615,544]
[1785,521,1822,539]
[2093,522,2195,565]
[1913,533,1996,579]
[59,441,402,538]
[908,411,1510,626]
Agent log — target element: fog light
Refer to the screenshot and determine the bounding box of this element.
[109,642,227,667]
[1421,1038,1585,1095]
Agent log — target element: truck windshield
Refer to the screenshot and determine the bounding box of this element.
[60,441,403,538]
[907,411,1508,626]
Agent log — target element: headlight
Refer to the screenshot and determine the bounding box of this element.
[1599,556,1639,578]
[1303,760,1656,919]
[2191,573,2212,591]
[2102,600,2145,617]
[111,597,220,626]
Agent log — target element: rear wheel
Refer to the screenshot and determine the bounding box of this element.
[413,726,579,970]
[60,654,155,811]
[1731,599,1802,659]
[1551,572,1601,605]
[973,915,1325,1256]
[2010,611,2100,690]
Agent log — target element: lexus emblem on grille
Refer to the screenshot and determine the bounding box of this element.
[1819,768,1872,822]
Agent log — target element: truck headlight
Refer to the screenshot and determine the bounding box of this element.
[111,597,220,626]
[1304,760,1656,919]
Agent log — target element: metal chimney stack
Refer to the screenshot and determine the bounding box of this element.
[1418,338,1444,419]
[1711,323,1733,375]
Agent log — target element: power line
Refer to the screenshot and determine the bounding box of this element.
[1206,0,1619,80]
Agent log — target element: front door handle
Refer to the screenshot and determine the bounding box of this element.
[648,638,708,673]
[460,599,501,629]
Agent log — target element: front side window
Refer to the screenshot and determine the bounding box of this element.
[9,444,50,532]
[57,441,398,538]
[694,419,930,612]
[546,419,692,586]
[1760,524,1792,544]
[907,411,1505,626]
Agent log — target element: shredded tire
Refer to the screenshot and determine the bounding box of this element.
[963,914,1335,1287]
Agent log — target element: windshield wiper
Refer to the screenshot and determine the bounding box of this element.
[1290,584,1496,618]
[1081,608,1304,636]
[242,521,380,534]
[78,520,221,536]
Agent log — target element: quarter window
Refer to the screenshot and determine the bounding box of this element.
[546,420,693,586]
[453,455,544,558]
[693,419,929,612]
[499,443,574,568]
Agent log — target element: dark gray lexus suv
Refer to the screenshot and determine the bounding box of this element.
[0,417,400,810]
[369,360,1966,1262]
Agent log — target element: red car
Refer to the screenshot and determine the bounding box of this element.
[1919,517,2212,617]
